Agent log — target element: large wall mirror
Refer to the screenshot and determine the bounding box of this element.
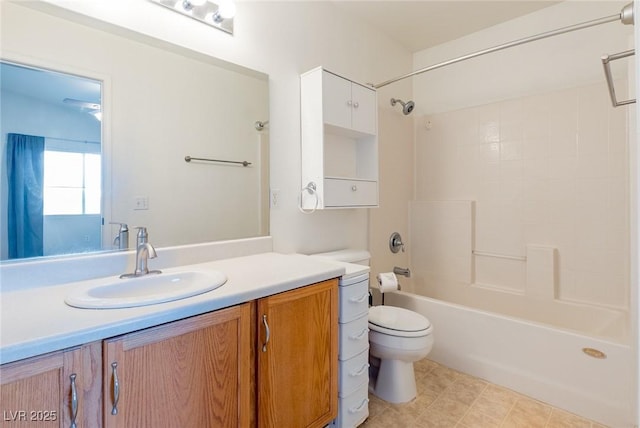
[0,2,269,262]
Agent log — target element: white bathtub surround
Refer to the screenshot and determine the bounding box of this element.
[525,245,556,300]
[386,291,634,427]
[414,80,630,311]
[408,200,627,340]
[409,200,474,284]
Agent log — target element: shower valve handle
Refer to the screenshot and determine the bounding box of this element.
[389,232,405,253]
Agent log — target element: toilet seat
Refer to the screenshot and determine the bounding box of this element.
[369,306,432,338]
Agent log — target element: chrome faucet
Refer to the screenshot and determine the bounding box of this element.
[120,227,162,278]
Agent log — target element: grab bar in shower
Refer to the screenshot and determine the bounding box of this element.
[602,49,636,108]
[472,250,526,262]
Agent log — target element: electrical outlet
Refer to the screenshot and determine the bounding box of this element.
[134,196,149,210]
[271,189,280,208]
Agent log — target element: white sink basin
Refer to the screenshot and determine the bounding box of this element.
[65,270,227,309]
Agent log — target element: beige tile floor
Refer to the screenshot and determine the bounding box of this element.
[361,358,607,428]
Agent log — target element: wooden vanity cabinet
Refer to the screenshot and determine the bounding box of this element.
[0,342,102,427]
[1,278,339,428]
[102,303,253,428]
[257,279,339,428]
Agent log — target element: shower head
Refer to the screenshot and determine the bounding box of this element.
[390,98,415,115]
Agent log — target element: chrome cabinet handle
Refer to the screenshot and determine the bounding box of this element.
[111,362,120,415]
[348,398,369,414]
[348,293,368,303]
[349,363,370,377]
[347,100,352,106]
[351,185,358,191]
[262,314,270,352]
[69,374,78,428]
[348,328,369,341]
[353,101,359,108]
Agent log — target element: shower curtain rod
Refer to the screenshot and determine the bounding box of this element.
[45,136,100,145]
[373,3,634,89]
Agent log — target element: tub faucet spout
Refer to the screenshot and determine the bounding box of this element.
[393,266,411,278]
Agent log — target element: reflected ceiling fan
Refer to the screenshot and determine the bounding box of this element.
[63,98,102,121]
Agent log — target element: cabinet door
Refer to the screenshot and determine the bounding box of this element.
[257,279,338,428]
[322,71,353,130]
[103,304,252,428]
[351,83,377,135]
[0,343,102,427]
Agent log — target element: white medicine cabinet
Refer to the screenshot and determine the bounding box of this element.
[301,67,379,209]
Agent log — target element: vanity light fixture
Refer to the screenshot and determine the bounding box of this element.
[150,0,236,35]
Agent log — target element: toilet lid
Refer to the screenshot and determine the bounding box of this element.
[368,306,431,337]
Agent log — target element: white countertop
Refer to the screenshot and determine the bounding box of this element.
[0,252,348,365]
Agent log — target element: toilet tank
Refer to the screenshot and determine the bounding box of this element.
[310,249,371,266]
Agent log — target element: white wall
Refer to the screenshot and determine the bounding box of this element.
[369,77,414,292]
[13,0,414,258]
[413,1,633,115]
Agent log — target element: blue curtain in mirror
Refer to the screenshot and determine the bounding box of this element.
[6,133,45,259]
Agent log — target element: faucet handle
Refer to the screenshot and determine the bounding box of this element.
[389,232,405,253]
[135,227,149,245]
[110,222,129,249]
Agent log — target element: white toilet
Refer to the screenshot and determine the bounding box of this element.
[309,248,434,405]
[368,304,433,403]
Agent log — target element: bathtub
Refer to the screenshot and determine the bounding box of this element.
[384,290,635,427]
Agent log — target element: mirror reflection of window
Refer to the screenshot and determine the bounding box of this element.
[43,143,101,216]
[1,61,102,260]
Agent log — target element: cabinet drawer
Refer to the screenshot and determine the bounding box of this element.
[339,313,369,360]
[324,179,377,208]
[333,382,369,428]
[339,348,369,398]
[339,278,369,323]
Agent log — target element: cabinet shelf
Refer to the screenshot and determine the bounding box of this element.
[301,67,379,209]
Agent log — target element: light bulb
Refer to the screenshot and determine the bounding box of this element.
[175,1,191,12]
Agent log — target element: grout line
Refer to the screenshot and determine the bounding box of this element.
[497,399,519,428]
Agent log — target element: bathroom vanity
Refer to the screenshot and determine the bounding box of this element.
[0,252,343,427]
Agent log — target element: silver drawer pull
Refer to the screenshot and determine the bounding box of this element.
[348,328,369,341]
[349,363,370,377]
[111,362,120,416]
[351,185,358,191]
[348,293,368,304]
[353,102,359,108]
[262,314,270,352]
[348,398,369,414]
[69,374,78,428]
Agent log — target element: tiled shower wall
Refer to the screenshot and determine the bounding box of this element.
[414,82,629,309]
